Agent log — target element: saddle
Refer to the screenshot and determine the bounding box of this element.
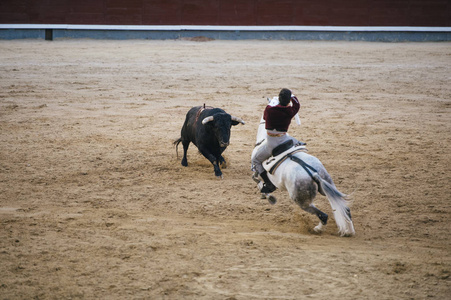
[263,141,308,175]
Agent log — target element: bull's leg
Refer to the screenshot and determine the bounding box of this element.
[181,140,190,167]
[218,155,227,168]
[218,147,228,168]
[199,148,222,178]
[213,162,222,178]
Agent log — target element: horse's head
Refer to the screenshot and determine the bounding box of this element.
[268,96,279,106]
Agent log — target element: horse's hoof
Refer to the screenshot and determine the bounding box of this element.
[267,195,277,205]
[340,232,355,237]
[314,224,325,233]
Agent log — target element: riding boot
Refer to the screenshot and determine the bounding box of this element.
[260,170,277,193]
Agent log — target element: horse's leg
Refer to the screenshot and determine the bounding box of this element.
[290,183,328,233]
[302,204,328,225]
[302,204,328,233]
[181,140,190,166]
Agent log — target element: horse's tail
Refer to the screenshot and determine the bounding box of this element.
[312,173,355,237]
[173,138,182,159]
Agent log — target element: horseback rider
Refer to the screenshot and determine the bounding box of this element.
[252,88,303,193]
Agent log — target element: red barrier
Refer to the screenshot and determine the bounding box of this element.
[0,0,449,27]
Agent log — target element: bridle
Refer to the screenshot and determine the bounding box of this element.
[254,121,266,147]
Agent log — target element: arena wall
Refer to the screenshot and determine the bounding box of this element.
[1,0,450,41]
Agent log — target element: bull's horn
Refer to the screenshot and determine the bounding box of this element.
[231,116,245,125]
[202,116,214,125]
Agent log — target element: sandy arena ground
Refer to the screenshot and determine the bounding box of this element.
[0,39,450,299]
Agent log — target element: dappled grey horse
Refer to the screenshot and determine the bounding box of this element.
[251,101,355,236]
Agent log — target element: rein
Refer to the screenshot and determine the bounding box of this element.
[288,154,321,185]
[254,121,266,147]
[255,139,265,147]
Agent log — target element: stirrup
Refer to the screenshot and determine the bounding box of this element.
[260,182,276,193]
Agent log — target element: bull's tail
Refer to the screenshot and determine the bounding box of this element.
[173,138,182,159]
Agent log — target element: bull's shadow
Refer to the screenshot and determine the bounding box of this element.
[174,105,245,178]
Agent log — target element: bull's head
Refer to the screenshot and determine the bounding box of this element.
[202,113,245,148]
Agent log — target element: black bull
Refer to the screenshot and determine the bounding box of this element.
[174,106,245,177]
